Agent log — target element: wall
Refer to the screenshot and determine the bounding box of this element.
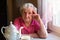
[7,0,13,24]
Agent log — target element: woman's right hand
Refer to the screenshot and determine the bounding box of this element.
[32,10,41,22]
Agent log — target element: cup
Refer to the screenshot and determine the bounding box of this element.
[21,35,31,40]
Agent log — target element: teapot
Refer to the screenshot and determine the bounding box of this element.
[1,21,20,40]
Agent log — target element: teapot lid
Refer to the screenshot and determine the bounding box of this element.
[10,21,12,25]
[9,21,19,33]
[9,21,16,29]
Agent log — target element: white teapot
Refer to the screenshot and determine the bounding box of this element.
[1,21,19,40]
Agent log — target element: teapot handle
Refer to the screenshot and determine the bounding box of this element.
[1,26,6,36]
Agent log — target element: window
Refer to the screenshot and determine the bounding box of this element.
[38,0,60,28]
[52,0,60,27]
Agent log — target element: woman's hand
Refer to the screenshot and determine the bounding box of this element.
[32,11,41,22]
[32,10,48,39]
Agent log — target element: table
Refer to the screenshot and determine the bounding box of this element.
[30,32,60,40]
[6,32,60,40]
[31,38,46,40]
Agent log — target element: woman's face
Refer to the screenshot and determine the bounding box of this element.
[22,8,33,23]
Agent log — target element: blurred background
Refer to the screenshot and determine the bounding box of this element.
[0,0,7,40]
[0,0,60,40]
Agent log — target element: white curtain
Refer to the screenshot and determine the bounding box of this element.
[38,0,53,29]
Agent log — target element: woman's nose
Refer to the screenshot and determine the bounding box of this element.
[26,13,29,18]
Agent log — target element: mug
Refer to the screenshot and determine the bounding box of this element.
[21,35,31,40]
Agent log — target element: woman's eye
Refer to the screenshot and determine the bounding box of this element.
[32,11,35,14]
[24,12,26,14]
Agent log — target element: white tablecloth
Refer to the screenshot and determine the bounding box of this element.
[31,38,46,40]
[31,32,60,40]
[6,32,60,40]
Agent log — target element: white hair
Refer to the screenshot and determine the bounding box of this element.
[20,3,37,13]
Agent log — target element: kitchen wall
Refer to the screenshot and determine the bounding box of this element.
[7,0,13,24]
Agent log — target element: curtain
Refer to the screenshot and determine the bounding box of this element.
[38,0,53,29]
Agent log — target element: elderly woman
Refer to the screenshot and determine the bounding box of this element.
[14,3,48,38]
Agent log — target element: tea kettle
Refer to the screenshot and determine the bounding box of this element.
[1,21,20,40]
